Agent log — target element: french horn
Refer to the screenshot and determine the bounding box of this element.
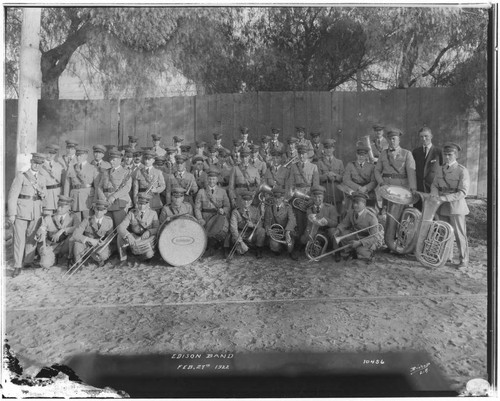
[414,193,454,268]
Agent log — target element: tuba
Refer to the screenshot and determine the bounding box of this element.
[379,185,422,254]
[414,193,454,268]
[290,189,312,213]
[257,183,274,206]
[304,216,328,260]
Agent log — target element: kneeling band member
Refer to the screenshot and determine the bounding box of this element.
[264,187,298,260]
[117,193,159,262]
[159,186,195,226]
[35,195,78,268]
[72,200,114,267]
[226,190,266,258]
[334,192,383,262]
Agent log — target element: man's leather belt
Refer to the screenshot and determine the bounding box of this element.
[103,188,114,193]
[71,184,92,189]
[18,194,41,201]
[202,208,218,213]
[382,173,407,179]
[437,187,456,194]
[295,183,310,188]
[46,184,62,190]
[235,184,256,188]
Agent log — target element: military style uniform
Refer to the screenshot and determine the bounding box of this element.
[195,185,231,248]
[91,158,112,190]
[40,159,64,212]
[152,145,166,157]
[166,170,198,205]
[133,166,166,210]
[57,153,78,184]
[317,155,344,211]
[264,201,296,254]
[96,164,133,226]
[249,154,267,177]
[192,168,208,191]
[301,202,339,247]
[336,207,382,261]
[343,161,377,208]
[430,160,470,265]
[263,165,289,189]
[228,164,260,208]
[159,201,194,226]
[296,138,314,159]
[271,139,284,153]
[117,205,159,261]
[64,161,99,221]
[7,164,47,270]
[72,212,114,265]
[311,142,324,161]
[375,147,417,190]
[369,136,389,164]
[227,203,266,252]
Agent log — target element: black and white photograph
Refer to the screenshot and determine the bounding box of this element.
[2,2,496,398]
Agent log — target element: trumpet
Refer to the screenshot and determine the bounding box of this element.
[282,155,298,168]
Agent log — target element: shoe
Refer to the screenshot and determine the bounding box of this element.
[256,248,263,259]
[333,253,341,262]
[23,262,40,269]
[272,251,281,257]
[5,268,20,278]
[289,251,299,261]
[456,261,469,268]
[223,248,230,259]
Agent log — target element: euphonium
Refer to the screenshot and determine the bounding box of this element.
[414,193,454,268]
[269,224,289,245]
[304,217,328,260]
[257,183,274,205]
[290,189,312,213]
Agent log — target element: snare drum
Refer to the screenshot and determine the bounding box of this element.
[379,184,419,205]
[157,216,207,266]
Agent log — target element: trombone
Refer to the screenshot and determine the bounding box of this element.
[226,220,250,261]
[308,223,383,262]
[280,155,298,168]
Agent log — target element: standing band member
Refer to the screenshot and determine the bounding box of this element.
[117,193,159,263]
[72,200,114,268]
[7,153,47,277]
[310,132,323,161]
[259,135,273,164]
[249,144,267,177]
[159,187,194,226]
[368,124,389,164]
[240,126,253,148]
[270,128,284,153]
[335,192,383,263]
[264,187,298,260]
[295,126,314,159]
[191,155,208,190]
[263,149,289,189]
[35,195,78,268]
[41,144,64,213]
[228,147,260,209]
[226,190,266,259]
[317,138,344,215]
[133,149,166,212]
[64,147,98,223]
[430,142,470,268]
[166,154,198,206]
[152,134,166,157]
[58,140,78,183]
[195,169,231,256]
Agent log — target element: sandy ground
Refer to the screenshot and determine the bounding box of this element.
[3,235,488,396]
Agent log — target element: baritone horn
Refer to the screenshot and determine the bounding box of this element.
[414,193,454,268]
[290,189,312,213]
[269,224,291,246]
[257,183,274,205]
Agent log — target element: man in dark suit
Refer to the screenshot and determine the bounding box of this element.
[412,127,442,210]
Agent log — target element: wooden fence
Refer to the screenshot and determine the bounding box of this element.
[4,88,488,196]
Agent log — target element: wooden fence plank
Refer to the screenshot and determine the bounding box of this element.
[220,93,233,143]
[330,92,343,147]
[258,91,271,141]
[282,91,295,139]
[306,91,321,134]
[269,92,283,137]
[340,92,358,161]
[318,91,331,139]
[294,92,307,131]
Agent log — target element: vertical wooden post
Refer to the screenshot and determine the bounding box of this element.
[16,8,41,171]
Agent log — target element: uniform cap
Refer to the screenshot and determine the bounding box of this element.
[239,147,251,156]
[151,134,161,141]
[240,190,254,200]
[180,145,191,152]
[93,144,107,153]
[271,128,281,134]
[196,141,206,148]
[213,133,223,139]
[94,199,110,210]
[165,146,177,154]
[240,126,249,135]
[287,137,298,144]
[171,186,186,196]
[297,145,308,154]
[218,149,229,157]
[351,191,368,202]
[65,140,78,148]
[108,150,122,159]
[128,136,138,143]
[295,126,306,133]
[142,150,156,159]
[261,135,271,143]
[46,144,60,153]
[386,128,403,138]
[272,187,286,196]
[310,185,326,195]
[133,149,143,156]
[443,142,462,153]
[250,144,260,152]
[372,124,385,131]
[75,147,89,155]
[207,145,217,153]
[137,193,152,203]
[123,147,134,157]
[175,154,188,163]
[57,195,74,205]
[355,141,370,154]
[192,155,205,164]
[207,169,219,178]
[310,132,321,138]
[233,139,243,146]
[323,139,336,148]
[154,155,166,163]
[173,136,184,143]
[31,153,45,164]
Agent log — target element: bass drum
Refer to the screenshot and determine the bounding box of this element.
[157,216,207,266]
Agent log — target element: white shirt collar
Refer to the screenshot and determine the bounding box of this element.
[447,160,457,168]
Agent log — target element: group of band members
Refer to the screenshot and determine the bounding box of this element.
[6,124,470,277]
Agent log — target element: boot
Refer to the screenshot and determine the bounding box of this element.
[289,250,299,261]
[256,247,263,259]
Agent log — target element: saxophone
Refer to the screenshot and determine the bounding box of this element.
[414,193,454,268]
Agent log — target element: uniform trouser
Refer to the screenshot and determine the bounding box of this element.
[107,208,128,228]
[294,209,308,242]
[269,235,295,253]
[13,218,39,268]
[73,241,111,264]
[224,227,266,249]
[437,213,469,263]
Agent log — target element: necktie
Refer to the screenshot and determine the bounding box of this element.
[315,206,320,214]
[354,213,359,219]
[360,163,364,168]
[58,215,63,226]
[97,161,100,167]
[276,206,281,212]
[49,162,53,169]
[211,189,215,195]
[423,146,428,157]
[140,212,144,220]
[79,163,83,170]
[97,220,101,230]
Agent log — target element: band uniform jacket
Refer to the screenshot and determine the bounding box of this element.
[8,170,47,220]
[337,208,380,249]
[230,205,261,241]
[96,166,132,211]
[166,171,198,205]
[133,166,166,209]
[305,203,338,232]
[263,165,289,189]
[195,186,231,222]
[249,156,267,177]
[430,163,470,216]
[296,138,315,159]
[264,203,296,232]
[343,161,377,193]
[118,208,159,239]
[64,163,98,212]
[219,163,233,190]
[228,165,260,202]
[91,159,112,189]
[369,136,389,163]
[205,156,220,171]
[192,169,208,190]
[311,143,324,161]
[287,161,319,195]
[152,145,167,157]
[72,214,114,244]
[38,211,78,242]
[374,147,417,190]
[412,145,443,193]
[57,154,78,183]
[317,156,344,204]
[159,202,194,226]
[270,140,284,153]
[40,160,64,210]
[259,147,273,163]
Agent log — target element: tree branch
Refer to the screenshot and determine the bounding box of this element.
[408,44,454,87]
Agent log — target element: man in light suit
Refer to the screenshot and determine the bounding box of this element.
[41,144,64,213]
[412,127,443,210]
[430,142,470,268]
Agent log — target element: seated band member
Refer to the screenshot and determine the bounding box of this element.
[264,187,298,260]
[225,190,266,259]
[159,186,195,226]
[117,193,159,262]
[72,200,114,267]
[300,185,339,255]
[343,141,377,211]
[35,195,78,268]
[195,169,231,256]
[334,192,383,263]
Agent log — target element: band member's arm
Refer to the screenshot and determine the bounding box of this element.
[336,212,351,235]
[7,173,23,219]
[186,203,195,217]
[188,176,198,195]
[444,168,470,202]
[323,206,339,228]
[374,155,385,185]
[63,171,72,197]
[117,212,133,239]
[318,161,329,184]
[149,213,160,236]
[155,171,166,195]
[113,173,132,200]
[72,219,90,244]
[311,165,320,188]
[336,161,345,182]
[286,166,296,195]
[285,205,296,232]
[342,163,361,191]
[222,190,231,216]
[228,168,237,204]
[430,174,440,197]
[263,206,272,231]
[230,210,241,241]
[159,205,170,226]
[359,214,380,248]
[194,190,204,220]
[132,171,139,203]
[365,169,378,192]
[64,214,78,236]
[165,176,172,206]
[405,152,417,191]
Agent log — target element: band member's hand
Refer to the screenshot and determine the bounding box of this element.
[439,196,447,202]
[141,231,150,240]
[127,235,137,246]
[358,186,367,193]
[218,208,225,215]
[334,230,341,237]
[108,196,116,204]
[8,215,15,224]
[237,237,244,244]
[308,213,317,223]
[199,219,206,226]
[247,221,255,228]
[52,229,64,242]
[352,240,362,248]
[285,231,291,243]
[318,217,328,226]
[86,238,99,247]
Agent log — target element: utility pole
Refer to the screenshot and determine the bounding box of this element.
[16,8,42,171]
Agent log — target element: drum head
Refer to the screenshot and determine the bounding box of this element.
[158,217,207,266]
[379,185,418,205]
